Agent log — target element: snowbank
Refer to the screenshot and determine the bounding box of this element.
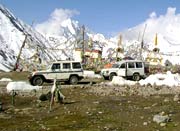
[83,70,102,79]
[0,78,12,82]
[139,71,180,87]
[110,76,137,86]
[108,71,180,87]
[6,81,42,92]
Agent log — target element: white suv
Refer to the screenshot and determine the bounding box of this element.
[29,61,84,86]
[117,60,149,81]
[101,60,149,81]
[101,62,122,81]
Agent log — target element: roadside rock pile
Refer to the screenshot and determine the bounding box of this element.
[89,83,180,96]
[88,71,180,97]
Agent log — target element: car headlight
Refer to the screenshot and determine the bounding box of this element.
[106,71,109,74]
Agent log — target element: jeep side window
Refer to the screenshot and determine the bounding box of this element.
[72,62,81,69]
[63,63,71,69]
[128,62,135,68]
[136,62,143,68]
[52,63,60,71]
[120,63,126,68]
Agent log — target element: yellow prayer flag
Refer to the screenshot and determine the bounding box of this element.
[155,33,158,46]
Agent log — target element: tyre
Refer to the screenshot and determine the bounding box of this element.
[103,76,109,80]
[109,73,117,81]
[133,73,140,81]
[32,76,44,86]
[69,76,78,85]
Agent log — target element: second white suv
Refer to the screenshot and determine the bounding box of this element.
[117,60,149,81]
[29,61,84,86]
[101,60,149,81]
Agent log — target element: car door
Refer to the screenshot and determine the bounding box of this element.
[135,62,144,75]
[46,63,61,80]
[118,62,126,77]
[127,62,135,76]
[72,62,83,76]
[61,62,71,79]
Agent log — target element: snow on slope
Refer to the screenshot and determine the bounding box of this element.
[0,5,106,72]
[1,5,180,72]
[35,9,83,60]
[0,4,58,71]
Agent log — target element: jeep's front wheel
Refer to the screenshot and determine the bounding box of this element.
[69,76,78,85]
[32,76,44,86]
[133,73,140,81]
[103,76,109,80]
[109,73,117,81]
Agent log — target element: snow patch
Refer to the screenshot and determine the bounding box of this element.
[0,78,12,82]
[83,70,102,78]
[106,71,180,87]
[6,81,42,92]
[110,76,137,86]
[139,71,180,87]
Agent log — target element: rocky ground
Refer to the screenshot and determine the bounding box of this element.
[0,72,180,131]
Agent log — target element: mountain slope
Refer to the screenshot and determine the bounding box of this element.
[0,5,106,71]
[1,5,180,72]
[0,5,69,71]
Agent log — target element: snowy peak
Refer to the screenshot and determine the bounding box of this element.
[1,4,180,71]
[61,18,79,35]
[0,4,58,71]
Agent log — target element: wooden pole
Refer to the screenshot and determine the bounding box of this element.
[11,90,16,106]
[82,25,85,64]
[49,79,56,111]
[140,24,147,60]
[0,102,3,112]
[49,92,54,111]
[14,34,27,71]
[116,34,122,61]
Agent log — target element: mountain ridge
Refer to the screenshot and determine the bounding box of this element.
[0,5,180,71]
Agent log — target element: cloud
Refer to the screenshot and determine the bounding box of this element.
[137,7,180,52]
[144,7,180,36]
[35,8,79,36]
[123,7,180,53]
[166,7,176,16]
[149,12,157,18]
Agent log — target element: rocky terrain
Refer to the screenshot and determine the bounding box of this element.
[0,72,180,131]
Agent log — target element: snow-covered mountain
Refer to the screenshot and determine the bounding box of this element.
[1,4,180,72]
[0,5,107,71]
[0,4,60,71]
[68,7,180,65]
[34,9,107,61]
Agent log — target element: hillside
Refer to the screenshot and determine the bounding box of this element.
[1,5,180,71]
[0,5,57,71]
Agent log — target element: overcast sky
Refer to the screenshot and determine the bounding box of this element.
[1,0,180,37]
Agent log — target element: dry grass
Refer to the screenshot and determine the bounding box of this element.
[0,72,180,130]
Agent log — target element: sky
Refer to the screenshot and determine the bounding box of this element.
[0,0,180,37]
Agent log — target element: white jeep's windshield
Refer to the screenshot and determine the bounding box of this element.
[112,64,119,68]
[46,64,52,70]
